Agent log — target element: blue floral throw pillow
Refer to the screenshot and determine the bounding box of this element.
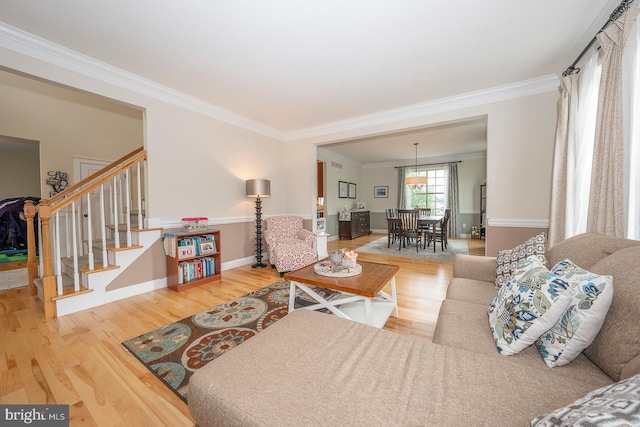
[535,259,613,367]
[488,256,574,356]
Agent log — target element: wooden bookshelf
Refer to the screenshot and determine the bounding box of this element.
[164,229,221,291]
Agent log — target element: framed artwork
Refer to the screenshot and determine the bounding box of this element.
[178,245,196,260]
[199,240,216,255]
[348,182,357,199]
[356,202,366,210]
[374,186,389,198]
[316,218,326,231]
[339,181,349,198]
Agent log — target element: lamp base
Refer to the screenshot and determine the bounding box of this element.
[251,262,267,269]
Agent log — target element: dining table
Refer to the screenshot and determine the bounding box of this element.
[387,214,445,250]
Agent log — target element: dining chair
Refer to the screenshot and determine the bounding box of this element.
[385,208,400,248]
[417,208,432,236]
[397,209,421,252]
[427,208,451,252]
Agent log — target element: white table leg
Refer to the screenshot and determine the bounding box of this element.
[288,280,296,313]
[364,297,372,325]
[390,276,398,317]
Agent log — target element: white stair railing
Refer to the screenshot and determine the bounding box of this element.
[26,148,147,313]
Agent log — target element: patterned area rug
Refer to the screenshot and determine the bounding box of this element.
[355,236,468,262]
[121,281,340,402]
[0,268,28,291]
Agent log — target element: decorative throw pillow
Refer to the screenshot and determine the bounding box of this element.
[531,374,640,426]
[495,232,547,289]
[535,259,613,367]
[488,256,573,356]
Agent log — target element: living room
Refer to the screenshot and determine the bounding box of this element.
[2,1,639,425]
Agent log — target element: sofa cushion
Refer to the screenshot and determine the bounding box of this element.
[495,232,547,288]
[446,277,497,305]
[189,309,612,427]
[488,256,573,356]
[434,299,613,386]
[547,232,640,270]
[585,246,640,381]
[531,373,640,426]
[535,259,613,367]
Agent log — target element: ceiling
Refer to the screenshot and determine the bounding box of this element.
[0,1,620,164]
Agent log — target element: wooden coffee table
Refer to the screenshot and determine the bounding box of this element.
[285,260,399,328]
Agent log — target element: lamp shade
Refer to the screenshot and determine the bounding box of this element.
[246,179,271,198]
[405,176,428,186]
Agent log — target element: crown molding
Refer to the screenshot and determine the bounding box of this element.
[283,74,560,143]
[0,22,284,140]
[0,21,559,145]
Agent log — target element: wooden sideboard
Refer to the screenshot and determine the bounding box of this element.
[339,210,371,239]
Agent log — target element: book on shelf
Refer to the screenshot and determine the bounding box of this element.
[177,257,216,284]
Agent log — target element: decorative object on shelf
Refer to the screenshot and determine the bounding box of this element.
[182,217,209,231]
[348,182,357,198]
[405,143,427,188]
[374,186,388,198]
[46,171,68,196]
[246,178,271,268]
[356,202,366,210]
[339,181,348,198]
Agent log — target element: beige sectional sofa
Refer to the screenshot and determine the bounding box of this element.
[188,233,640,426]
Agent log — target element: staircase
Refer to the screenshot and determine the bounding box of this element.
[24,147,161,318]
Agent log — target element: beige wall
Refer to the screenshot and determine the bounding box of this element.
[0,69,143,198]
[0,151,40,200]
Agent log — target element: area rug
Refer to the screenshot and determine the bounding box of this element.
[355,236,468,262]
[121,281,340,402]
[0,268,28,291]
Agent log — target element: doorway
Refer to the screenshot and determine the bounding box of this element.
[0,136,40,273]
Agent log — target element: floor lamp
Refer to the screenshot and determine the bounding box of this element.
[246,179,270,268]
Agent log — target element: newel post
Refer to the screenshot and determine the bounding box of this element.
[37,200,57,318]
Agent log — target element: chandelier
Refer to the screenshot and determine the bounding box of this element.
[405,143,427,188]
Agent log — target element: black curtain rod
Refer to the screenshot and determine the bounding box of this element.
[563,0,635,76]
[395,160,462,169]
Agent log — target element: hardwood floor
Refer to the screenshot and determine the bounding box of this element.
[0,234,484,426]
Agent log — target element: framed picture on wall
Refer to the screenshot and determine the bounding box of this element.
[348,183,356,198]
[374,186,388,198]
[339,181,349,198]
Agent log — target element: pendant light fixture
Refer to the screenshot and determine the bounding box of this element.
[405,143,427,188]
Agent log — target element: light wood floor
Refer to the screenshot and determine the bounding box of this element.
[0,234,485,426]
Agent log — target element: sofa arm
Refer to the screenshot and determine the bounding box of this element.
[453,254,497,283]
[297,229,315,246]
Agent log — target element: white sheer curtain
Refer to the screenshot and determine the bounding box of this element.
[549,52,601,246]
[572,52,602,236]
[550,5,640,244]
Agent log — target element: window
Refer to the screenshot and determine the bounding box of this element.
[407,168,447,213]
